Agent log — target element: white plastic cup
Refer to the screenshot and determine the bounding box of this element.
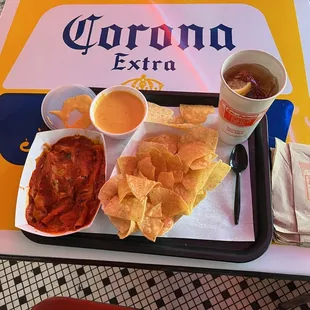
[90,85,148,140]
[41,84,96,130]
[218,50,287,145]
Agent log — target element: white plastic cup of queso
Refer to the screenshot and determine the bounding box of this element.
[90,85,148,139]
[218,49,287,145]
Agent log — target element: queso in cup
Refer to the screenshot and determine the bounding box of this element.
[90,85,148,139]
[218,50,287,145]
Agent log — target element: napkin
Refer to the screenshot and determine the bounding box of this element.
[272,138,310,246]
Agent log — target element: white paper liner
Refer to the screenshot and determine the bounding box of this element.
[86,109,255,242]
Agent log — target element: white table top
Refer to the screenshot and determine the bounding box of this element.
[2,230,310,278]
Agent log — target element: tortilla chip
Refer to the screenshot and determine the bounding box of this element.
[182,170,204,192]
[158,217,175,236]
[118,178,132,202]
[118,220,136,239]
[117,156,137,176]
[158,171,175,189]
[177,142,209,172]
[167,123,201,130]
[161,153,182,183]
[182,162,218,192]
[161,152,184,183]
[98,175,123,207]
[138,217,164,242]
[137,156,155,180]
[173,170,184,183]
[126,175,159,201]
[104,196,147,222]
[168,115,185,124]
[137,170,147,179]
[190,153,217,170]
[180,127,218,152]
[193,190,207,208]
[109,216,131,235]
[133,223,139,233]
[173,183,197,210]
[143,141,169,154]
[203,160,231,191]
[180,104,215,124]
[146,102,174,124]
[162,152,182,171]
[149,187,190,217]
[136,141,168,161]
[149,148,167,180]
[146,202,163,218]
[151,134,180,154]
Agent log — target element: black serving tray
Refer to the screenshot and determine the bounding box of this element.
[22,90,273,263]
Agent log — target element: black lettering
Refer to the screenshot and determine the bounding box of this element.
[112,53,128,70]
[63,14,102,55]
[128,59,141,70]
[99,24,122,50]
[152,60,162,71]
[164,60,176,71]
[178,24,205,50]
[142,57,150,70]
[150,24,172,50]
[210,24,235,51]
[126,25,149,50]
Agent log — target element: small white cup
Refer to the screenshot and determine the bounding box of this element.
[90,85,148,140]
[41,84,96,130]
[218,50,287,145]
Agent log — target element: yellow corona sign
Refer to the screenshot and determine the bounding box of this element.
[0,0,309,230]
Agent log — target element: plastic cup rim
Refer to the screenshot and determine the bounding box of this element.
[220,49,288,103]
[41,84,96,130]
[89,85,148,138]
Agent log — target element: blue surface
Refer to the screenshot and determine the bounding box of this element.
[0,93,294,165]
[0,93,46,165]
[266,99,294,148]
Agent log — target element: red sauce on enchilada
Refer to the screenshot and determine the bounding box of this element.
[26,135,105,234]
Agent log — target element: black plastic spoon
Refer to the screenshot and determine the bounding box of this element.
[229,144,248,225]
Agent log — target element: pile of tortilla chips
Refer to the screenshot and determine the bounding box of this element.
[98,127,231,242]
[146,102,215,128]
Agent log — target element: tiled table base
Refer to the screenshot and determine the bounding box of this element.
[0,260,310,310]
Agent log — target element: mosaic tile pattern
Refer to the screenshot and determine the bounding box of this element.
[1,259,310,310]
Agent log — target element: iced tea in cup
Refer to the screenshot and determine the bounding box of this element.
[218,50,287,145]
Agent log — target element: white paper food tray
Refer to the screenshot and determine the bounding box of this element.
[15,128,107,237]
